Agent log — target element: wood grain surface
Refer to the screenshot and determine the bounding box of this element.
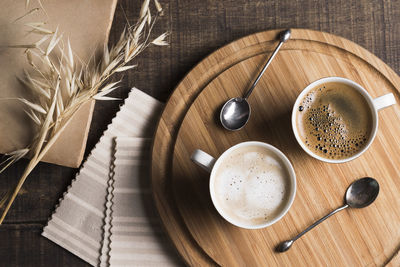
[2,0,400,266]
[166,29,400,266]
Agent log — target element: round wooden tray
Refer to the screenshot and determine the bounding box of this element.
[152,29,400,266]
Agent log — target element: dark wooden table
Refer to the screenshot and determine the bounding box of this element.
[1,0,399,266]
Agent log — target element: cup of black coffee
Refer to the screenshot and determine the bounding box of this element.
[292,77,396,163]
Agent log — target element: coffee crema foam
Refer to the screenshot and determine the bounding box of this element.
[296,82,373,160]
[213,146,291,226]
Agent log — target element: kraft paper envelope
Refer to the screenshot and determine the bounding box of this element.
[0,0,117,167]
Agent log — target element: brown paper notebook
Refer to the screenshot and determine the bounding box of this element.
[0,0,117,168]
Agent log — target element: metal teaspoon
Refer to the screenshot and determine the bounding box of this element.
[276,177,380,252]
[219,29,291,131]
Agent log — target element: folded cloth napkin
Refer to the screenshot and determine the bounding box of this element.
[106,137,180,266]
[42,88,181,266]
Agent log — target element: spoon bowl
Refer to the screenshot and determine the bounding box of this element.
[345,177,379,208]
[220,98,250,131]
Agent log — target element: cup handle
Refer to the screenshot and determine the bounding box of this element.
[191,149,216,173]
[373,93,396,111]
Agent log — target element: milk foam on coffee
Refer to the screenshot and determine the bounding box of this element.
[213,145,291,226]
[296,82,373,160]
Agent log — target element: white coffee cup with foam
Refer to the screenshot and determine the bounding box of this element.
[191,141,296,229]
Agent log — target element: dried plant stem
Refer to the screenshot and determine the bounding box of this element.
[0,102,80,223]
[0,157,36,224]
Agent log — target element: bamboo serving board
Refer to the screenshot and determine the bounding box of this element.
[151,29,400,266]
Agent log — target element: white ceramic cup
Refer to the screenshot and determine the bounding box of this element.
[190,141,296,229]
[292,77,396,163]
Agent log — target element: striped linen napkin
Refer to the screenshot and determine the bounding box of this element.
[106,137,180,266]
[42,88,181,266]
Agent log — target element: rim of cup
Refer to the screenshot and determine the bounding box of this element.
[291,77,378,164]
[209,141,297,229]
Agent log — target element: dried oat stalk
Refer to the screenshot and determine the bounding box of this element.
[0,0,168,224]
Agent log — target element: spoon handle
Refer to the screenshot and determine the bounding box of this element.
[291,204,349,242]
[243,30,290,99]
